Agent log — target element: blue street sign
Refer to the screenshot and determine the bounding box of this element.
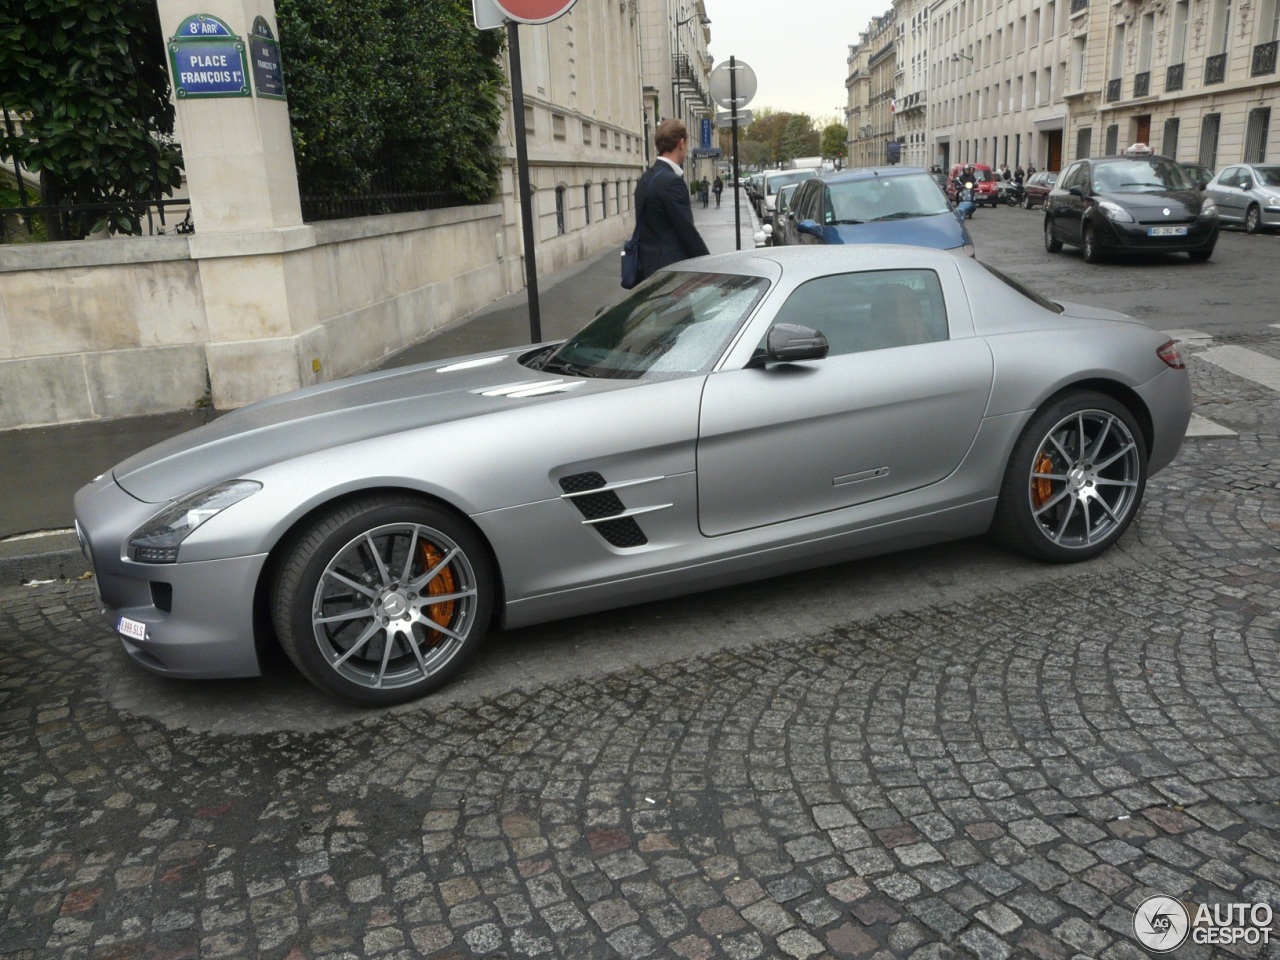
[700,118,713,150]
[169,15,250,99]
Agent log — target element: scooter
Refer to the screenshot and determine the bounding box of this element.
[998,180,1024,206]
[957,181,977,218]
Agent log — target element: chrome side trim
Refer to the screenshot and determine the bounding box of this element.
[559,476,666,499]
[579,504,673,525]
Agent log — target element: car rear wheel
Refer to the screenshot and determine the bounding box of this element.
[1023,194,1032,210]
[272,496,493,705]
[1245,204,1261,235]
[1044,219,1062,252]
[1188,244,1215,263]
[991,391,1147,562]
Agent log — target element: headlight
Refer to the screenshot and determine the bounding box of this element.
[1199,199,1218,217]
[129,480,262,563]
[1097,200,1134,222]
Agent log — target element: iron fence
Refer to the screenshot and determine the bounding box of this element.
[1134,71,1150,98]
[1106,78,1122,102]
[299,189,470,223]
[1205,53,1227,84]
[0,197,192,241]
[1166,62,1185,91]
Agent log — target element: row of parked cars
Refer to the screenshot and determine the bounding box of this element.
[756,146,1278,265]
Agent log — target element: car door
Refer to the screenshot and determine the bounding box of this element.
[1047,162,1080,239]
[1210,167,1243,223]
[696,266,993,537]
[1060,162,1092,244]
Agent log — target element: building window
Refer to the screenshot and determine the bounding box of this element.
[601,181,609,218]
[1104,124,1119,155]
[1171,0,1189,65]
[1244,107,1271,162]
[552,114,567,141]
[1076,125,1092,160]
[584,184,592,224]
[1209,0,1232,56]
[1199,113,1221,168]
[1161,117,1180,159]
[555,186,566,235]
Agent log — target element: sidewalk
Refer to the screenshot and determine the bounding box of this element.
[0,188,757,581]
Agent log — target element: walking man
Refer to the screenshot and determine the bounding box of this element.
[713,176,724,207]
[632,119,710,284]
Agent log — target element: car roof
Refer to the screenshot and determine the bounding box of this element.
[822,166,929,183]
[675,242,965,279]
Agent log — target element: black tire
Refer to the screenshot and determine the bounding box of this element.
[991,391,1147,562]
[1188,244,1214,263]
[1081,225,1103,264]
[272,495,494,705]
[1245,204,1261,235]
[1044,218,1062,252]
[1023,194,1032,210]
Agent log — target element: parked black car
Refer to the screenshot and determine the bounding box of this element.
[1044,150,1219,263]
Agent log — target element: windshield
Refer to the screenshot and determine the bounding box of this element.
[979,263,1064,314]
[534,272,769,379]
[766,171,812,196]
[1254,166,1280,187]
[1092,158,1192,192]
[828,174,951,223]
[970,169,995,182]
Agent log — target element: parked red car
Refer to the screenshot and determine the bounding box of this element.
[1022,171,1058,209]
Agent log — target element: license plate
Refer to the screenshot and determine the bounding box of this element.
[1148,225,1188,236]
[117,616,147,642]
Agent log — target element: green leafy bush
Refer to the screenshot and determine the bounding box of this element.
[276,0,505,206]
[0,0,183,239]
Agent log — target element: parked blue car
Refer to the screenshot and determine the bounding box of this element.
[781,167,975,256]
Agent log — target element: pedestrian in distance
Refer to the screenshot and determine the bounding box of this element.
[631,119,710,285]
[713,176,723,207]
[699,177,710,208]
[1027,162,1037,177]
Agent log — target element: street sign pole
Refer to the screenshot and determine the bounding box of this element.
[731,56,741,251]
[507,21,541,342]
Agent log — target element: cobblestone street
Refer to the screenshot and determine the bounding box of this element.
[3,220,1280,959]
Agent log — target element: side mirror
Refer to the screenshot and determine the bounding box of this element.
[1068,185,1084,198]
[796,219,822,237]
[766,324,829,363]
[1240,179,1253,192]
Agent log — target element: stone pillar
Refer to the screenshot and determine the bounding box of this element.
[156,0,318,409]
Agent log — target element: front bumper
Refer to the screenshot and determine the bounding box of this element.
[1095,215,1218,253]
[75,476,267,679]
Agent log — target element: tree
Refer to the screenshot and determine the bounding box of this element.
[1,0,183,239]
[821,123,847,163]
[276,0,506,206]
[780,114,819,162]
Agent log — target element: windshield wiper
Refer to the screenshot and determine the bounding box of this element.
[829,218,864,225]
[870,212,929,221]
[540,356,595,378]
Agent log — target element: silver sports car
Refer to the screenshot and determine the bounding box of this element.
[75,246,1192,705]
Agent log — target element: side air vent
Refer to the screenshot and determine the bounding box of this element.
[559,472,651,548]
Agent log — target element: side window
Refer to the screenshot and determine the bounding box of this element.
[823,188,836,224]
[1219,167,1241,187]
[767,269,948,357]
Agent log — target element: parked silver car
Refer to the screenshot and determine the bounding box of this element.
[1204,164,1280,234]
[76,246,1192,705]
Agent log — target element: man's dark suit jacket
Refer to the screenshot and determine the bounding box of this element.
[633,161,711,282]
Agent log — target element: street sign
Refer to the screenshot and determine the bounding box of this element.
[692,148,722,159]
[472,0,506,29]
[716,109,752,127]
[249,17,285,100]
[700,117,712,149]
[709,60,757,109]
[168,15,250,99]
[489,0,577,24]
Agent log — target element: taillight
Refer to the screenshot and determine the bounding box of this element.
[1157,340,1186,370]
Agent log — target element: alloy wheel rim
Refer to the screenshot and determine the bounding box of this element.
[310,523,478,689]
[1028,410,1141,549]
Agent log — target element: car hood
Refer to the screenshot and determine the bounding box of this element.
[1094,188,1203,217]
[110,348,621,503]
[825,213,967,250]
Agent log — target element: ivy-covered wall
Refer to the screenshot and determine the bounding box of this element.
[276,0,507,206]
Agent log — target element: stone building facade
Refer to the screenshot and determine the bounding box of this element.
[846,0,1278,174]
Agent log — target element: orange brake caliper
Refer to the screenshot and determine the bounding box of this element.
[419,542,457,643]
[1032,451,1055,509]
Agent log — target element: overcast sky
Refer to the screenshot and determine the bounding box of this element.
[701,0,890,126]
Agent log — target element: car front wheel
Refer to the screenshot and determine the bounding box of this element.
[1082,225,1103,264]
[272,496,494,705]
[1044,219,1062,252]
[991,391,1147,562]
[1245,204,1261,235]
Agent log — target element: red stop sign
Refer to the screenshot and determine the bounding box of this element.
[492,0,577,23]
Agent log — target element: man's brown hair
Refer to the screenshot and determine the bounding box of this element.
[655,119,688,156]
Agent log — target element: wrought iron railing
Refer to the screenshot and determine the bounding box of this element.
[1205,53,1227,84]
[1253,40,1278,77]
[0,197,192,240]
[1166,62,1184,91]
[1134,71,1150,97]
[1106,78,1122,102]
